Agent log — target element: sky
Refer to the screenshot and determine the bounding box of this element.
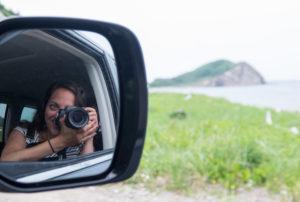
[1,0,300,82]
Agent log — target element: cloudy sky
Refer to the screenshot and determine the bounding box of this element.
[2,0,300,82]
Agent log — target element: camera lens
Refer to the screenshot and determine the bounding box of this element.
[72,110,85,123]
[54,107,89,129]
[66,107,89,129]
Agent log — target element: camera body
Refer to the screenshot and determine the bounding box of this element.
[54,106,89,129]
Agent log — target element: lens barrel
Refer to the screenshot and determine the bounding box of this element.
[55,107,89,129]
[65,107,89,129]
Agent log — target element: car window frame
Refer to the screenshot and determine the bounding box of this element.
[0,103,8,143]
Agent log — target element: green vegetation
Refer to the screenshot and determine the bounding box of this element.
[149,59,235,87]
[129,93,300,198]
[0,2,15,16]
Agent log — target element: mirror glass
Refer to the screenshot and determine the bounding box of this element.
[0,29,119,183]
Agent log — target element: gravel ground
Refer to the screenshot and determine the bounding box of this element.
[0,183,292,202]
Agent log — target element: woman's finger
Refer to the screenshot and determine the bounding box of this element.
[89,113,98,121]
[85,107,98,118]
[80,122,98,134]
[88,112,97,118]
[88,116,98,123]
[81,133,97,142]
[85,107,95,111]
[84,124,98,136]
[81,125,98,140]
[85,107,96,114]
[87,110,97,114]
[88,118,98,125]
[82,121,94,132]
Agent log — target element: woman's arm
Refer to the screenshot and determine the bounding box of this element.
[81,138,94,154]
[1,106,99,161]
[0,129,66,161]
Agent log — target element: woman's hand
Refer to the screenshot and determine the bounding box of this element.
[81,107,98,154]
[85,107,99,129]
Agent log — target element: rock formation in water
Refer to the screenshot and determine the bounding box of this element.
[196,62,265,87]
[150,60,266,87]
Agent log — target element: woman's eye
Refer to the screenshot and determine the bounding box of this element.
[48,103,59,111]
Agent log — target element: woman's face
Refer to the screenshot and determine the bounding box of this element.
[44,88,75,135]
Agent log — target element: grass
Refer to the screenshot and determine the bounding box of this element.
[128,93,300,198]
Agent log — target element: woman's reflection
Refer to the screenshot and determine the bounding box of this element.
[1,81,98,161]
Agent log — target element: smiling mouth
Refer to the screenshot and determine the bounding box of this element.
[50,119,59,130]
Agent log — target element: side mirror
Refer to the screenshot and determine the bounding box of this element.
[0,17,148,192]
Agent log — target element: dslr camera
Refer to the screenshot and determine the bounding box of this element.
[54,106,89,129]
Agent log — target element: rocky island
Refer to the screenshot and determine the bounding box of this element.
[150,60,265,87]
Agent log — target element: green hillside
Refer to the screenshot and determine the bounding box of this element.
[150,59,235,87]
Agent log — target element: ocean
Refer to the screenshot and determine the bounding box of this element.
[149,81,300,112]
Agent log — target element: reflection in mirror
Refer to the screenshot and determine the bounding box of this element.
[0,29,119,183]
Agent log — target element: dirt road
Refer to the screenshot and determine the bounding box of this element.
[0,183,291,202]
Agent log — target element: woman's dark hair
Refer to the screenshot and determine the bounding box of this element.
[28,81,87,136]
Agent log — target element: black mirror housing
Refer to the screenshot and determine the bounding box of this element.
[0,17,148,192]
